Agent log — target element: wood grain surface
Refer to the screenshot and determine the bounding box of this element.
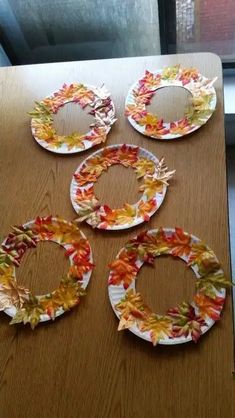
[0,53,234,418]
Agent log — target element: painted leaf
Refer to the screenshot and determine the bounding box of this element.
[139,314,173,345]
[133,86,154,105]
[169,118,192,135]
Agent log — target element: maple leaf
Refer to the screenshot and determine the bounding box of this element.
[133,86,155,105]
[195,273,231,299]
[137,199,157,221]
[0,247,21,267]
[85,127,107,145]
[178,67,199,85]
[133,157,156,178]
[0,279,30,310]
[10,296,44,329]
[101,147,120,165]
[124,103,147,121]
[65,238,91,260]
[32,216,54,240]
[139,70,161,90]
[126,229,169,262]
[144,119,170,137]
[75,198,100,223]
[161,65,180,80]
[137,113,159,127]
[167,302,206,343]
[72,84,95,108]
[62,132,85,150]
[74,170,101,186]
[169,118,192,135]
[166,228,192,257]
[117,144,139,167]
[51,278,86,311]
[139,314,173,345]
[39,295,61,319]
[115,204,137,225]
[194,293,225,320]
[0,265,15,284]
[75,186,96,203]
[29,101,53,121]
[139,177,164,199]
[115,289,151,330]
[109,250,139,289]
[5,226,38,252]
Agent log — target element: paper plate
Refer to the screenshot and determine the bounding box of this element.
[108,228,227,345]
[30,83,116,154]
[70,144,175,230]
[125,65,217,140]
[0,217,94,328]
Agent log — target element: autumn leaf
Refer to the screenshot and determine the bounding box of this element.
[194,293,225,321]
[85,127,107,145]
[133,158,156,178]
[139,70,161,90]
[0,265,15,284]
[139,177,164,199]
[0,279,30,310]
[75,186,96,203]
[167,302,206,343]
[195,273,231,298]
[139,314,173,345]
[10,296,44,329]
[137,199,157,221]
[178,67,199,85]
[161,65,180,80]
[166,227,192,257]
[169,118,192,135]
[133,86,154,105]
[51,277,86,311]
[137,113,159,127]
[144,119,170,137]
[124,103,147,121]
[117,144,139,167]
[115,289,151,330]
[39,295,61,319]
[126,229,169,262]
[109,249,139,289]
[115,204,137,225]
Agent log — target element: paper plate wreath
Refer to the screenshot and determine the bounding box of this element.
[125,65,217,140]
[0,217,94,329]
[29,83,116,154]
[70,144,175,230]
[108,228,230,345]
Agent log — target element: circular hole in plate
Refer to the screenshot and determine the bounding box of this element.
[94,165,142,209]
[16,241,70,295]
[147,86,191,123]
[136,255,195,315]
[53,102,94,136]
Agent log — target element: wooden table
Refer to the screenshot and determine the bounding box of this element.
[0,53,234,418]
